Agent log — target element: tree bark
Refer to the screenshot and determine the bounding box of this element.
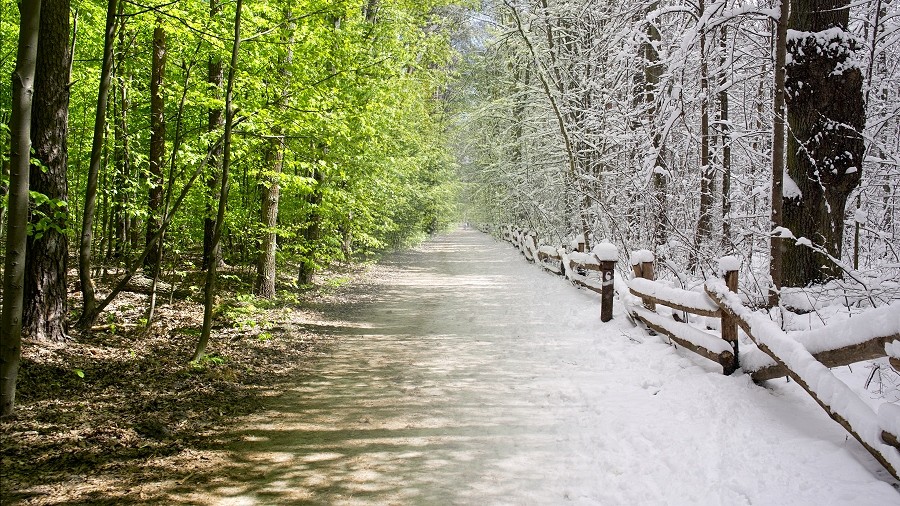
[255,11,294,298]
[24,0,70,343]
[254,137,283,298]
[77,0,117,329]
[1,0,41,418]
[145,21,166,278]
[783,0,864,285]
[769,0,789,307]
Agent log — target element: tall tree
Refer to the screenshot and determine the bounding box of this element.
[203,0,224,272]
[690,0,713,271]
[110,4,130,261]
[145,20,166,277]
[195,0,243,361]
[77,0,118,328]
[254,9,294,298]
[783,0,864,285]
[769,0,789,307]
[1,0,42,417]
[24,0,71,343]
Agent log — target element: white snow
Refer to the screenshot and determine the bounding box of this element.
[784,171,802,199]
[630,249,655,266]
[888,341,900,359]
[717,255,741,273]
[706,278,900,483]
[793,303,900,354]
[538,245,560,257]
[628,277,720,314]
[568,251,599,267]
[880,403,900,439]
[592,241,618,262]
[633,306,734,358]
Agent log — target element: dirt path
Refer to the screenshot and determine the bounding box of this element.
[165,230,897,505]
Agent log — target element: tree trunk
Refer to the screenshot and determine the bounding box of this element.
[769,0,789,307]
[111,6,129,261]
[690,0,713,271]
[145,21,166,278]
[783,0,864,285]
[77,0,117,329]
[0,112,9,242]
[298,167,323,286]
[254,137,283,298]
[203,0,224,272]
[24,0,70,343]
[719,26,732,253]
[254,11,293,298]
[1,0,41,418]
[195,0,243,361]
[644,2,666,248]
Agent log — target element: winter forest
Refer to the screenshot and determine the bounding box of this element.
[2,0,900,501]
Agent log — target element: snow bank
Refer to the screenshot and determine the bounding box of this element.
[706,279,900,478]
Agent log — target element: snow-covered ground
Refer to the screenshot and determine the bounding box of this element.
[193,229,899,505]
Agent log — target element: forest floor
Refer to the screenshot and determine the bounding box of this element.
[0,262,374,504]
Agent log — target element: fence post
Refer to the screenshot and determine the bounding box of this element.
[641,252,656,311]
[594,242,618,323]
[719,256,740,374]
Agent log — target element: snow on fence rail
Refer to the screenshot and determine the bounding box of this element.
[490,223,900,480]
[706,281,900,480]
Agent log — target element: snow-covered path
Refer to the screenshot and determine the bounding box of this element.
[198,230,898,505]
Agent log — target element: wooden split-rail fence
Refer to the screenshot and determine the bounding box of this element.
[493,224,900,480]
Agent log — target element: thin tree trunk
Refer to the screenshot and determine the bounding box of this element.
[644,1,666,248]
[24,0,71,343]
[111,6,129,261]
[195,0,243,361]
[145,21,166,278]
[203,0,224,272]
[690,0,713,271]
[77,0,117,329]
[769,0,789,307]
[719,25,732,253]
[1,0,41,418]
[148,54,197,322]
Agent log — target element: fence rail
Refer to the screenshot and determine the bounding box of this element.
[491,223,900,481]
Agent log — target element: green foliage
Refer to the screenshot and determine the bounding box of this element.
[190,354,226,370]
[27,191,69,239]
[2,0,464,315]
